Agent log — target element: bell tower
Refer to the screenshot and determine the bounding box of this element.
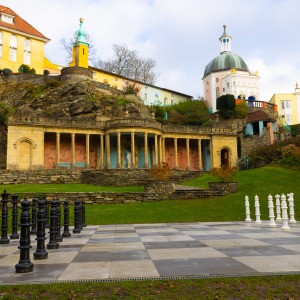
[69,18,89,68]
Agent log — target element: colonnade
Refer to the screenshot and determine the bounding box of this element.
[52,130,206,170]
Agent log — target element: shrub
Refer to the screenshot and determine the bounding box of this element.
[210,166,237,182]
[149,162,172,181]
[235,101,249,119]
[19,64,36,74]
[0,103,14,125]
[217,94,236,119]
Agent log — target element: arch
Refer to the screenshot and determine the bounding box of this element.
[14,138,36,170]
[220,147,231,167]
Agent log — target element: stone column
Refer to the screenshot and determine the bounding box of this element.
[198,139,203,171]
[162,137,166,163]
[100,134,104,169]
[154,134,158,166]
[71,133,75,168]
[144,132,148,168]
[186,138,190,170]
[56,132,60,168]
[160,136,165,163]
[86,134,90,168]
[174,138,178,169]
[131,131,135,168]
[117,131,122,169]
[105,133,110,169]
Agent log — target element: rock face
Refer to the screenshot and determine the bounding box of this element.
[0,72,154,121]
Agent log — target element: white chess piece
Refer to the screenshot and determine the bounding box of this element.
[245,195,251,222]
[254,195,262,224]
[281,194,290,231]
[268,194,276,227]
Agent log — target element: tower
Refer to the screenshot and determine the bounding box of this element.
[202,25,260,112]
[69,18,89,68]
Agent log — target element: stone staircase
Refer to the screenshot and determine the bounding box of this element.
[170,184,226,199]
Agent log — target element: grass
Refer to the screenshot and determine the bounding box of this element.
[1,276,300,299]
[0,184,143,193]
[1,165,300,298]
[84,166,300,224]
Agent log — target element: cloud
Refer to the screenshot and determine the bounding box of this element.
[2,0,300,102]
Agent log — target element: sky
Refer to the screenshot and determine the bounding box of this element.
[2,0,300,100]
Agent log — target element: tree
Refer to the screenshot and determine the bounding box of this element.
[235,100,249,119]
[217,94,236,119]
[60,34,97,64]
[94,44,159,84]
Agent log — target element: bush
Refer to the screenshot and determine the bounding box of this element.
[210,165,237,182]
[149,162,172,181]
[217,94,236,119]
[0,103,14,125]
[19,64,36,74]
[235,101,249,119]
[2,68,12,75]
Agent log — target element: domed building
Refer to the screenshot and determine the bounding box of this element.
[203,25,260,112]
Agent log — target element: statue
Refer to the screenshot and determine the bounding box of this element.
[126,148,131,168]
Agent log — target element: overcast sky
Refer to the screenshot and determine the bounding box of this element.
[3,0,300,100]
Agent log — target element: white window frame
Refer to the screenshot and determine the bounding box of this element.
[0,31,2,58]
[24,38,31,65]
[10,35,17,62]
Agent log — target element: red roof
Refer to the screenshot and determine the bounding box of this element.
[0,5,50,42]
[247,110,275,123]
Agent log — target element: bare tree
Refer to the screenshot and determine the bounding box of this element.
[94,44,159,85]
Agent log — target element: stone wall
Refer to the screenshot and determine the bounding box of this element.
[0,170,81,184]
[81,169,200,186]
[0,169,200,186]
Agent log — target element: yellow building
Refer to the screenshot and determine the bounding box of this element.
[269,84,300,125]
[0,5,50,74]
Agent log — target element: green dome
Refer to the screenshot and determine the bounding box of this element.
[203,52,249,78]
[75,18,88,44]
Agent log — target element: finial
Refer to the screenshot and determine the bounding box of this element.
[80,18,84,23]
[223,24,227,30]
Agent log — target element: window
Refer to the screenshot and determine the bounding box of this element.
[114,77,118,82]
[10,35,17,62]
[164,98,167,105]
[144,93,148,102]
[216,78,219,83]
[285,115,292,125]
[24,38,31,65]
[0,31,2,58]
[216,87,220,98]
[223,88,225,92]
[1,14,14,24]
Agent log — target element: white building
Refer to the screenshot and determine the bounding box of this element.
[203,25,260,112]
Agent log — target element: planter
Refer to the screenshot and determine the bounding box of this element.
[208,182,238,194]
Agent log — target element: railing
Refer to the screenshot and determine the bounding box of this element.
[105,118,162,130]
[8,116,237,135]
[8,116,106,129]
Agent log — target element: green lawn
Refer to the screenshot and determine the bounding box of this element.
[0,184,143,193]
[1,166,299,224]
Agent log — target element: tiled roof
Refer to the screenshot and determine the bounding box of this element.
[0,5,50,42]
[247,110,274,123]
